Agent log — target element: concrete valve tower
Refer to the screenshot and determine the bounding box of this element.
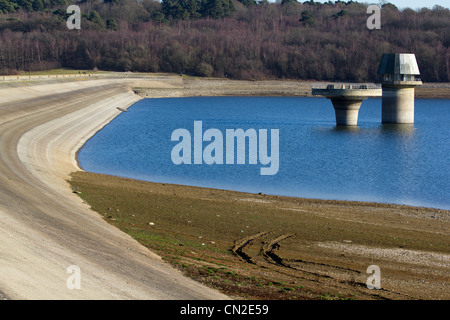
[312,53,422,126]
[311,84,382,126]
[377,53,422,124]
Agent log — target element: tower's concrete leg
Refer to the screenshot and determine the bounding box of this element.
[330,98,364,126]
[381,87,415,124]
[312,87,381,127]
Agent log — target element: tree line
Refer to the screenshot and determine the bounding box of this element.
[0,0,449,82]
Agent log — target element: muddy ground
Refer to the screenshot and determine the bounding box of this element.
[70,172,449,300]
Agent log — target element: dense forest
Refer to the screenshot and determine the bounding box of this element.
[0,0,449,82]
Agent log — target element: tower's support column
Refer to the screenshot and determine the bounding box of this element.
[330,98,365,126]
[381,86,415,124]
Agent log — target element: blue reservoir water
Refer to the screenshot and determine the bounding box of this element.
[78,97,450,210]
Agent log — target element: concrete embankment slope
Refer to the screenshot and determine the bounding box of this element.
[0,77,228,299]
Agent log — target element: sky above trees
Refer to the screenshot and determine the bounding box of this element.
[265,1,450,10]
[375,1,449,9]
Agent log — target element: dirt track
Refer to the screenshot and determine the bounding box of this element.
[0,75,229,299]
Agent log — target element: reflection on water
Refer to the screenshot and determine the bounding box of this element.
[380,123,416,134]
[333,126,360,132]
[78,97,450,210]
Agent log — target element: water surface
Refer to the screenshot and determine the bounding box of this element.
[78,97,450,210]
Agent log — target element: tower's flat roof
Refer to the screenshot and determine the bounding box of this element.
[312,88,382,99]
[377,53,420,75]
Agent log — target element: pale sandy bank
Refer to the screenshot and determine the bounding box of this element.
[0,75,229,299]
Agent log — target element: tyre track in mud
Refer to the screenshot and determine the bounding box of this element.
[231,232,415,299]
